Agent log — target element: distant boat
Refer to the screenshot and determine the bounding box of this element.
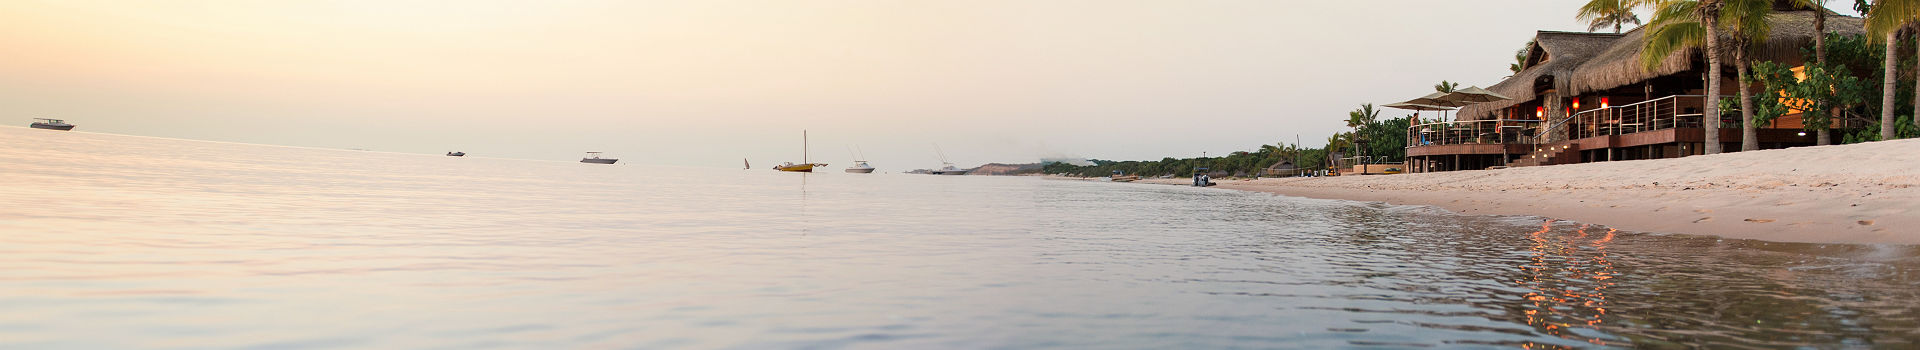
[774,130,826,172]
[845,145,874,173]
[845,161,875,173]
[29,118,74,131]
[581,152,617,164]
[446,151,466,157]
[930,143,966,175]
[931,163,968,175]
[744,158,751,170]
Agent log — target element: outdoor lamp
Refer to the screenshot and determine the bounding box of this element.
[1798,131,1808,136]
[1601,97,1609,108]
[1536,107,1545,118]
[1573,99,1581,110]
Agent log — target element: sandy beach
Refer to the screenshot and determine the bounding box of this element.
[1140,138,1920,244]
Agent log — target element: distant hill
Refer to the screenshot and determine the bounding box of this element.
[968,163,1045,176]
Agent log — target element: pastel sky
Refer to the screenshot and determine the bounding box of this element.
[0,1,1860,169]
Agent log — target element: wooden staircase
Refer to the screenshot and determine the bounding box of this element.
[1507,142,1578,167]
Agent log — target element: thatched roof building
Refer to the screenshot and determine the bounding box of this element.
[1458,9,1864,120]
[1460,31,1621,118]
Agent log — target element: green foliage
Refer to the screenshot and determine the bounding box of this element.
[1577,0,1646,33]
[1844,114,1920,142]
[1813,33,1917,139]
[1642,0,1706,70]
[1510,41,1533,73]
[1346,104,1380,129]
[1434,80,1459,93]
[1357,116,1412,163]
[1747,60,1870,133]
[1743,61,1796,126]
[1043,141,1332,178]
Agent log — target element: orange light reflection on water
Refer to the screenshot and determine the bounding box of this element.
[1517,220,1619,348]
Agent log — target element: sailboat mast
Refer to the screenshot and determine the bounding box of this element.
[803,130,809,163]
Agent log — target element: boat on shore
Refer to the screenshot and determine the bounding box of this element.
[29,118,74,131]
[774,130,826,172]
[581,152,617,164]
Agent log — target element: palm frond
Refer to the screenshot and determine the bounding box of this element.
[1641,0,1706,70]
[1866,0,1920,41]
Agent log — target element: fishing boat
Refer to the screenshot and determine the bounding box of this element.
[930,163,968,175]
[446,151,466,157]
[844,145,874,173]
[929,144,967,175]
[774,130,826,172]
[580,152,618,164]
[845,161,875,173]
[29,118,74,131]
[744,158,751,170]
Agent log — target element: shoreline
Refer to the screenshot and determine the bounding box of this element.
[1138,139,1920,245]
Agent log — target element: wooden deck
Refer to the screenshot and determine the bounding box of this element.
[1406,143,1532,157]
[1570,128,1815,148]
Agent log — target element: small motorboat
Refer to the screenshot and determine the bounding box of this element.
[581,152,618,164]
[29,118,74,131]
[930,163,968,175]
[845,160,875,173]
[446,151,466,157]
[844,145,875,173]
[929,144,966,175]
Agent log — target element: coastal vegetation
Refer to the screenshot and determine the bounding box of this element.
[1061,1,1920,179]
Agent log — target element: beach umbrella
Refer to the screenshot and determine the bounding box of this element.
[1400,92,1473,108]
[1438,86,1512,104]
[1383,102,1455,124]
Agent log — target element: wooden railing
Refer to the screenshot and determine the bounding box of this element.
[1541,95,1713,143]
[1406,119,1543,148]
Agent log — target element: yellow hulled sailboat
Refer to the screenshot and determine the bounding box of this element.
[774,130,827,172]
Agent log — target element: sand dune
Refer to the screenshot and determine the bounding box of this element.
[1144,138,1920,244]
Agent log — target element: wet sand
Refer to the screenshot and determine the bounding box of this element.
[1139,138,1920,244]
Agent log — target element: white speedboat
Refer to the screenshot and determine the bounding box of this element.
[845,160,875,173]
[29,118,74,131]
[929,144,966,175]
[581,152,618,164]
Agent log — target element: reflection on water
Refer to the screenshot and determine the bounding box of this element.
[1,127,1917,349]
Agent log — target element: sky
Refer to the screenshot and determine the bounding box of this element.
[0,0,1863,169]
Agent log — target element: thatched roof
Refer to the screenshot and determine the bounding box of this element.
[1457,10,1863,120]
[1457,31,1621,120]
[1568,10,1864,96]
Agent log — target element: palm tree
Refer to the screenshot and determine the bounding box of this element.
[1578,0,1646,33]
[1347,104,1381,160]
[1643,0,1727,154]
[1433,80,1460,93]
[1509,40,1535,74]
[1721,0,1773,151]
[1866,0,1919,140]
[1797,0,1834,145]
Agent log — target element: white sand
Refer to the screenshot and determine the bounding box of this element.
[1142,138,1920,244]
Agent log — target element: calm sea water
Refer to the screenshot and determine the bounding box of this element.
[2,127,1917,349]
